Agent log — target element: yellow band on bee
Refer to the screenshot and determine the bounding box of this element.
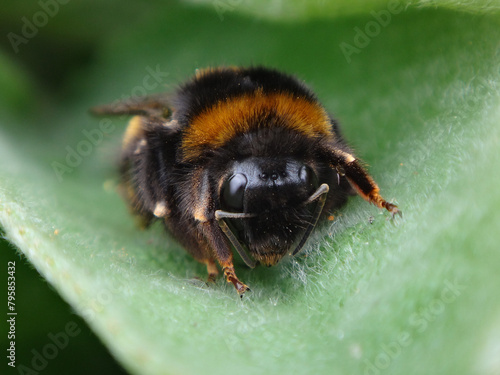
[181,90,333,161]
[122,116,144,150]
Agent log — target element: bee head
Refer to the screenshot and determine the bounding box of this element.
[219,157,323,266]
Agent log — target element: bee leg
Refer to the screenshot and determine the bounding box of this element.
[222,265,250,297]
[202,222,250,296]
[331,149,401,217]
[205,258,219,283]
[194,170,249,295]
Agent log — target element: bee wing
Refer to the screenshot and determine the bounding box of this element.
[90,93,175,119]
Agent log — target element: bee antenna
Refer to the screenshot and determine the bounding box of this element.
[292,183,329,256]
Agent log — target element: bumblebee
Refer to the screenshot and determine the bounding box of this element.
[91,67,400,296]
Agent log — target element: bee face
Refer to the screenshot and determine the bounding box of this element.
[220,157,318,266]
[91,66,400,296]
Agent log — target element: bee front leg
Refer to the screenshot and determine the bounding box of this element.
[329,148,401,217]
[202,221,250,296]
[222,265,250,296]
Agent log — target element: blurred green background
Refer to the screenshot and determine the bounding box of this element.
[0,237,127,374]
[1,1,499,375]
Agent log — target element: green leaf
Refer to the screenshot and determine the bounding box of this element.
[188,0,500,20]
[1,2,499,375]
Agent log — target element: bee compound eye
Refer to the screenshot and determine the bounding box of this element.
[298,165,318,191]
[222,173,248,211]
[298,165,312,184]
